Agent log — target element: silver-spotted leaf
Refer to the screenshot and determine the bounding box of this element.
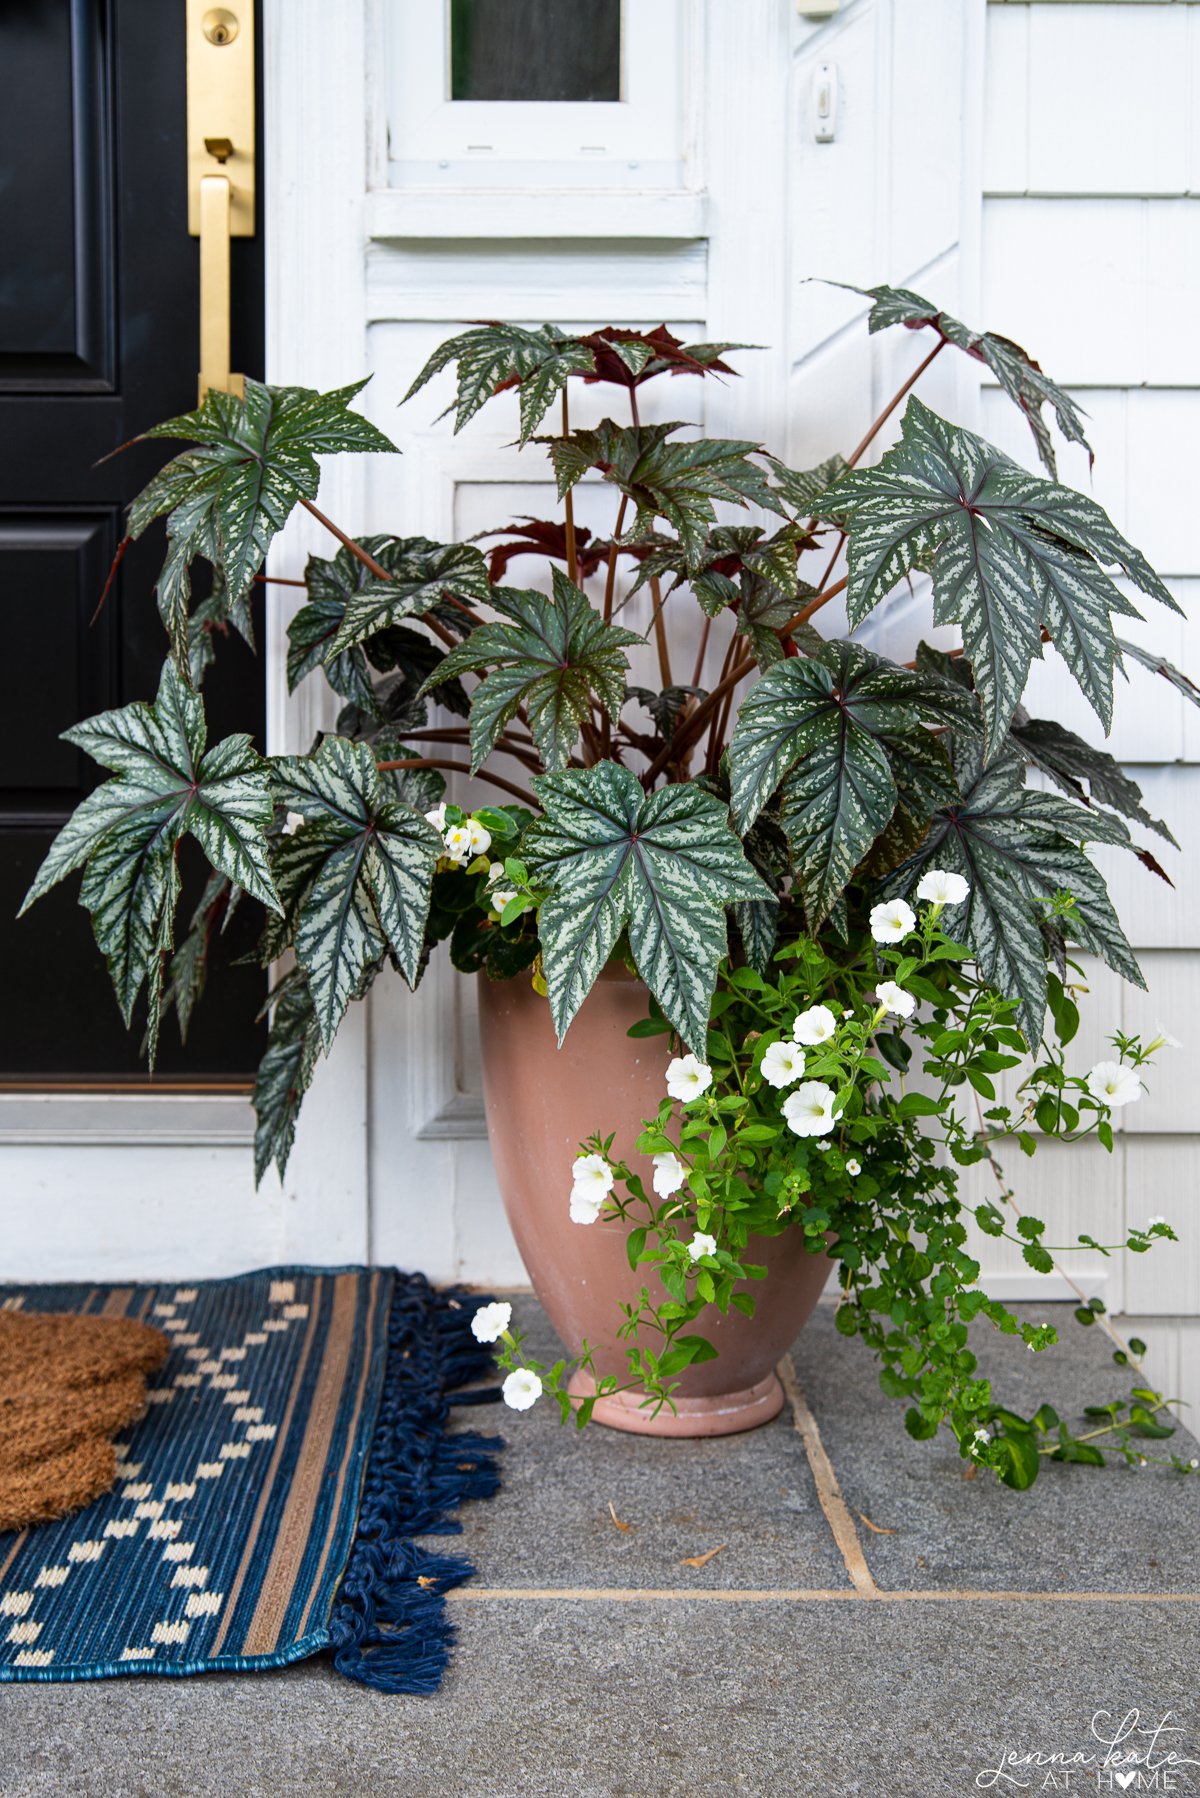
[128,378,396,662]
[821,399,1178,754]
[848,281,1090,477]
[547,421,786,572]
[427,567,641,772]
[525,762,772,1051]
[21,661,279,1060]
[269,736,442,1049]
[888,740,1144,1043]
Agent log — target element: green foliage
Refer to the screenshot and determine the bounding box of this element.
[268,736,442,1048]
[22,661,279,1064]
[492,907,1188,1486]
[728,640,972,925]
[822,398,1179,753]
[403,321,742,444]
[847,281,1091,477]
[889,735,1143,1043]
[547,420,786,571]
[427,568,641,772]
[526,762,771,1050]
[252,972,322,1184]
[130,378,396,665]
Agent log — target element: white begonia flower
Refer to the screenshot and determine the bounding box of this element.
[465,818,492,857]
[916,868,970,907]
[502,1368,542,1411]
[869,898,917,944]
[424,803,448,833]
[1190,1459,1199,1471]
[281,811,306,837]
[793,1004,837,1047]
[442,823,474,865]
[876,980,916,1020]
[569,1187,605,1225]
[845,1158,862,1177]
[491,889,518,913]
[1085,1060,1143,1109]
[1146,1024,1182,1054]
[471,1301,512,1344]
[486,861,506,885]
[781,1080,838,1138]
[666,1054,713,1104]
[761,1040,806,1089]
[688,1233,718,1262]
[652,1151,687,1197]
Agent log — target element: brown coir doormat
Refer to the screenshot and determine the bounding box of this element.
[0,1312,169,1531]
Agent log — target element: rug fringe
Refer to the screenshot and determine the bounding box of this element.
[327,1275,503,1695]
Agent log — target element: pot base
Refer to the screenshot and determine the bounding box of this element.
[567,1367,786,1438]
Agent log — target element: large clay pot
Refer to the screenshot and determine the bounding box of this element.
[477,965,832,1436]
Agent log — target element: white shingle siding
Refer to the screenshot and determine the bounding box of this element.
[979,0,1200,1417]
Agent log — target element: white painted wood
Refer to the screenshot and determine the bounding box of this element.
[986,2,1198,196]
[982,198,1200,387]
[385,0,689,190]
[364,188,708,241]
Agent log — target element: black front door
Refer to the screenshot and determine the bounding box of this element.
[0,0,266,1082]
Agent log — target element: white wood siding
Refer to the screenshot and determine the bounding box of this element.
[969,0,1200,1418]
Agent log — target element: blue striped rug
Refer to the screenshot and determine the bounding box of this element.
[0,1268,502,1693]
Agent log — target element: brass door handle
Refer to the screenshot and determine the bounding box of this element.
[187,2,256,400]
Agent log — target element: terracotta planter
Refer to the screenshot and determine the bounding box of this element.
[477,966,832,1437]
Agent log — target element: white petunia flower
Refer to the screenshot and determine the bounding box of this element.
[502,1368,542,1411]
[281,811,307,837]
[761,1040,807,1088]
[816,1139,832,1152]
[572,1153,615,1198]
[916,868,970,907]
[845,1158,862,1177]
[666,1054,713,1104]
[471,1301,512,1344]
[652,1152,687,1197]
[793,1004,837,1047]
[424,804,448,833]
[869,899,917,944]
[465,818,492,857]
[687,1233,718,1262]
[1147,1215,1166,1230]
[781,1080,838,1138]
[1146,1024,1182,1054]
[1085,1060,1143,1109]
[569,1187,605,1225]
[876,980,915,1020]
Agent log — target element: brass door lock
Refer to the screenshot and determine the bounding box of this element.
[187,1,256,399]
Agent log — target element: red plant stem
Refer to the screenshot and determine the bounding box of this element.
[562,388,578,586]
[843,336,948,472]
[375,756,538,808]
[254,572,307,588]
[602,496,629,623]
[642,575,849,786]
[649,575,673,690]
[299,496,457,649]
[690,613,712,690]
[394,726,542,773]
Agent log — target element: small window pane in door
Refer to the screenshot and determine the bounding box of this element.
[450,0,621,103]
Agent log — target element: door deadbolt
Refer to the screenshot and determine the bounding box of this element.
[202,8,239,45]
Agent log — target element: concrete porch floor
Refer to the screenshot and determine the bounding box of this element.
[2,1297,1198,1797]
